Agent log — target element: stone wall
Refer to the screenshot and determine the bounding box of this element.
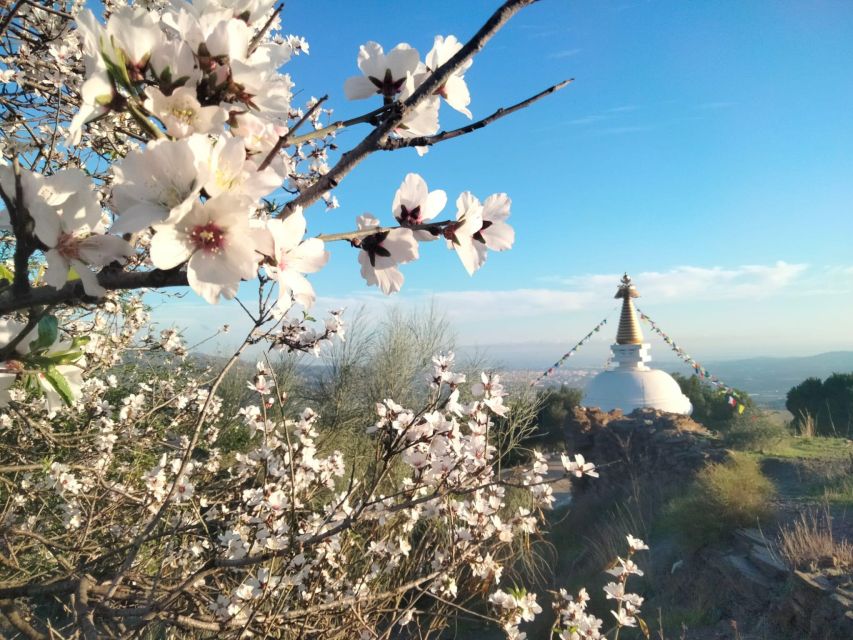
[718,528,853,639]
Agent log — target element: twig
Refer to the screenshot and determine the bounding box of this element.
[280,0,539,216]
[258,95,328,172]
[382,79,573,150]
[0,267,188,315]
[75,576,99,640]
[0,306,46,361]
[248,3,284,55]
[0,598,46,640]
[316,219,452,243]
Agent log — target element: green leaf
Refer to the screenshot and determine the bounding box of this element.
[22,372,40,395]
[29,315,58,352]
[42,366,75,406]
[0,264,13,283]
[47,350,84,366]
[637,617,651,639]
[70,336,91,350]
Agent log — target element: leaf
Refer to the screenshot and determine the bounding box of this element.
[637,616,651,639]
[22,372,40,395]
[29,315,58,352]
[47,350,84,366]
[0,264,13,283]
[70,335,91,349]
[42,366,75,406]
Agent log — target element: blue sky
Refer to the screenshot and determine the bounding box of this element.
[153,0,853,363]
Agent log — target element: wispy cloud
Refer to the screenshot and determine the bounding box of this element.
[147,261,853,354]
[568,114,608,125]
[554,261,810,300]
[548,48,581,59]
[594,125,653,135]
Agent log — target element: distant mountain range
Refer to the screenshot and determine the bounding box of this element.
[184,348,853,411]
[687,351,853,408]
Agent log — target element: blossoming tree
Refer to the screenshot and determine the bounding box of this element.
[0,1,648,638]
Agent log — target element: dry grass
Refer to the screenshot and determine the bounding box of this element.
[795,411,818,438]
[778,507,853,571]
[664,453,777,549]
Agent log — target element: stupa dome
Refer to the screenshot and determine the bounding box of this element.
[582,275,692,415]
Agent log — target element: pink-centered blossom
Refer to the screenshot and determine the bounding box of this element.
[425,35,472,118]
[444,192,484,276]
[392,173,446,241]
[254,207,329,310]
[344,42,420,100]
[354,214,418,295]
[476,193,515,251]
[1,167,131,296]
[149,195,260,304]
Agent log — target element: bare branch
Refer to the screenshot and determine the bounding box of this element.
[0,268,188,315]
[281,0,539,216]
[381,79,573,150]
[258,94,328,171]
[0,598,46,640]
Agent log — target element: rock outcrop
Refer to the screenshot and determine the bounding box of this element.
[562,406,726,501]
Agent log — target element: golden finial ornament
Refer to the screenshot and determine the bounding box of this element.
[614,273,643,345]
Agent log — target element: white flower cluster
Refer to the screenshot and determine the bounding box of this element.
[344,35,473,152]
[0,0,521,310]
[491,535,650,640]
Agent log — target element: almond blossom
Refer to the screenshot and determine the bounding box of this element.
[149,195,260,304]
[561,453,599,478]
[353,215,418,294]
[254,207,329,310]
[1,166,131,296]
[110,137,210,234]
[392,173,447,241]
[66,11,114,145]
[344,41,420,101]
[426,35,473,118]
[444,191,484,275]
[394,72,441,154]
[144,86,228,138]
[197,135,282,200]
[476,193,515,251]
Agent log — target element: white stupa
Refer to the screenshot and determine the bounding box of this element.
[583,274,692,415]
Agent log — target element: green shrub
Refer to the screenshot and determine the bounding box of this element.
[664,453,776,549]
[787,373,853,437]
[722,414,789,451]
[671,373,753,430]
[533,386,582,448]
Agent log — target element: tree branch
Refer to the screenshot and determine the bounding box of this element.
[280,0,539,216]
[0,598,46,640]
[0,268,188,315]
[258,95,328,171]
[381,79,572,150]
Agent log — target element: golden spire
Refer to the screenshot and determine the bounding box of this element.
[614,273,643,345]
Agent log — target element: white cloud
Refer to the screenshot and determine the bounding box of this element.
[555,261,810,301]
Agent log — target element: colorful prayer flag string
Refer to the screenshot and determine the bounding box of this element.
[636,307,748,412]
[530,313,613,387]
